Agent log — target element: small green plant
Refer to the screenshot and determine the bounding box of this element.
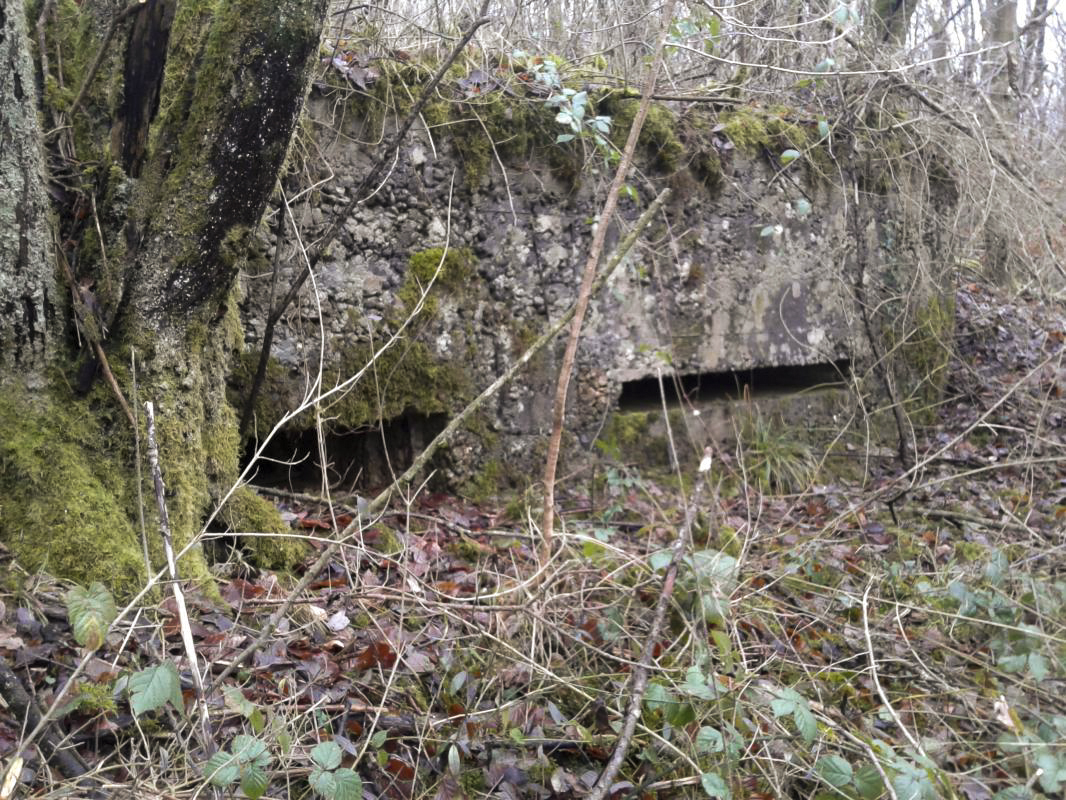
[204,735,272,799]
[308,741,363,800]
[740,411,817,493]
[66,582,117,650]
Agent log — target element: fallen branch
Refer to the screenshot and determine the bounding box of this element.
[0,660,92,783]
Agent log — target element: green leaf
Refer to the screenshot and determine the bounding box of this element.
[794,704,818,742]
[814,58,835,73]
[644,682,676,713]
[232,734,269,767]
[129,660,182,716]
[311,741,343,771]
[688,549,738,583]
[682,666,714,700]
[556,133,576,143]
[852,764,885,799]
[999,653,1026,673]
[816,755,853,787]
[224,686,257,717]
[649,550,673,571]
[204,751,240,787]
[667,702,696,727]
[66,583,117,651]
[832,4,851,25]
[310,768,336,797]
[818,119,830,138]
[1035,750,1064,792]
[1028,652,1049,681]
[794,198,812,217]
[779,149,801,165]
[249,707,265,734]
[759,225,777,238]
[695,726,725,753]
[770,687,801,717]
[370,729,388,749]
[700,771,731,799]
[330,768,363,800]
[992,787,1034,800]
[241,764,269,799]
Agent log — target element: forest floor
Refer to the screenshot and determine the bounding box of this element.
[1,278,1063,800]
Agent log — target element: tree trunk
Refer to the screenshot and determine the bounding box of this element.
[0,0,327,596]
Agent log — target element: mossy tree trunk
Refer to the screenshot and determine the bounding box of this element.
[0,0,327,596]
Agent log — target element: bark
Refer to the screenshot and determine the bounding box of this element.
[0,0,55,390]
[0,0,327,596]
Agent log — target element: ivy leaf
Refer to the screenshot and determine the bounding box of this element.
[816,755,853,787]
[129,660,182,716]
[66,583,116,651]
[311,740,343,771]
[700,772,731,799]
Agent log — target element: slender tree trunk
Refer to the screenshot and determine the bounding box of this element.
[0,0,327,596]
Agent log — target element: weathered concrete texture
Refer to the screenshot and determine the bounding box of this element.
[239,94,952,481]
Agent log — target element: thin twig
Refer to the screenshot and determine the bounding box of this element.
[539,0,678,561]
[144,402,215,755]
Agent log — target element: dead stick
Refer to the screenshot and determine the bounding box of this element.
[586,473,703,800]
[539,0,679,560]
[144,402,215,754]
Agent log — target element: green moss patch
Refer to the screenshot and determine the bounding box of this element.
[219,485,307,569]
[0,387,146,597]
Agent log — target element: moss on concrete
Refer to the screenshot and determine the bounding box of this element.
[893,291,956,421]
[397,246,477,314]
[600,96,684,173]
[331,339,469,430]
[219,485,307,569]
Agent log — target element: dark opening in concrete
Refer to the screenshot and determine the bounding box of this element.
[617,359,851,411]
[246,410,448,493]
